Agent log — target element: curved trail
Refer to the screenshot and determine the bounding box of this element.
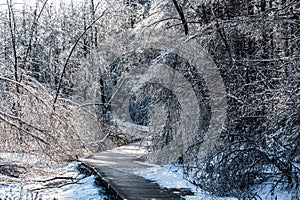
[80,142,183,200]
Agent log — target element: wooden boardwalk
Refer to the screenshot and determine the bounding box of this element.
[80,142,184,200]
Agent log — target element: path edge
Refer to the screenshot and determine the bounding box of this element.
[77,161,123,200]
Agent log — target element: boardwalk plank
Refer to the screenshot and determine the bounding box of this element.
[81,142,183,200]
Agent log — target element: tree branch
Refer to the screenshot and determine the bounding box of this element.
[0,115,49,145]
[53,8,109,107]
[172,0,188,35]
[6,0,18,83]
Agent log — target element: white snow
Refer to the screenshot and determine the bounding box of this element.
[1,157,297,199]
[0,162,109,200]
[135,164,238,200]
[135,163,298,200]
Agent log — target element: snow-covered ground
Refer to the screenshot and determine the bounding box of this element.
[0,158,296,199]
[0,162,110,200]
[136,164,296,200]
[135,164,238,200]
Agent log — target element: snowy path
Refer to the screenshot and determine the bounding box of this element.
[80,142,184,200]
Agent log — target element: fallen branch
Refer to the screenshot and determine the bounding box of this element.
[35,176,76,183]
[29,176,86,192]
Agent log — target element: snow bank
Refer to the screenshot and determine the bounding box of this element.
[135,164,237,200]
[0,162,109,200]
[136,164,297,200]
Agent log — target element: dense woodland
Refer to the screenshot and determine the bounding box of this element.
[0,0,299,199]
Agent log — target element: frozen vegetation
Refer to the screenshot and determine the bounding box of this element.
[137,164,299,200]
[0,161,110,200]
[0,0,299,199]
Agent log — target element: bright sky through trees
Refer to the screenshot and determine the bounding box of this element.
[0,0,86,11]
